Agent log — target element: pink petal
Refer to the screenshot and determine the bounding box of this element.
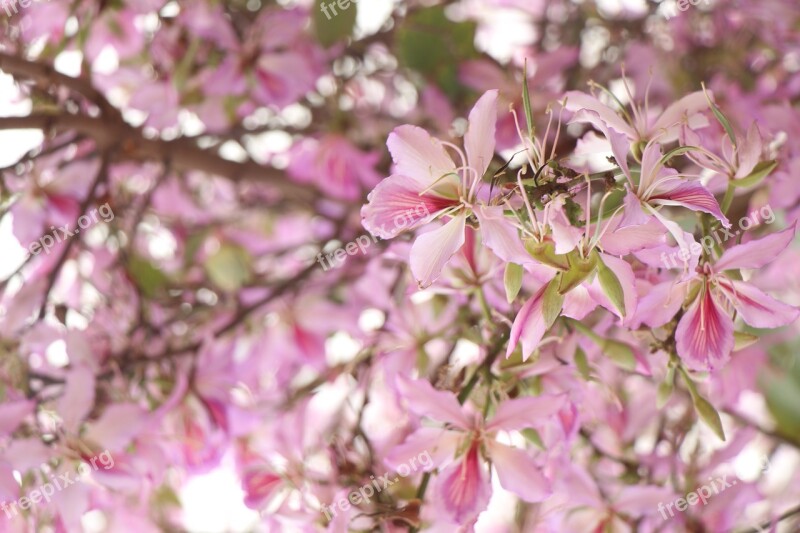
[0,400,35,437]
[486,441,551,502]
[464,90,498,177]
[676,285,734,371]
[473,205,530,264]
[650,91,710,142]
[717,279,800,329]
[437,443,491,524]
[57,365,96,434]
[384,427,463,471]
[361,174,449,239]
[485,395,565,432]
[614,485,677,516]
[565,91,637,139]
[410,214,467,288]
[562,285,599,320]
[396,376,471,429]
[387,125,456,189]
[600,216,667,255]
[619,187,650,228]
[734,122,763,180]
[715,224,797,271]
[651,181,730,228]
[638,141,666,194]
[507,283,553,361]
[84,403,149,451]
[633,280,690,328]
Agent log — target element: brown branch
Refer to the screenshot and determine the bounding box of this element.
[0,112,320,205]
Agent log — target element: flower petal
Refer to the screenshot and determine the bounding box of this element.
[410,214,467,288]
[619,187,651,228]
[651,181,730,228]
[464,90,498,177]
[436,443,491,524]
[650,91,710,142]
[387,125,456,189]
[361,174,448,239]
[507,283,553,360]
[717,279,800,329]
[485,395,565,432]
[487,441,551,502]
[396,376,471,429]
[473,205,530,264]
[384,427,462,472]
[565,91,637,139]
[632,280,690,328]
[715,224,797,271]
[675,286,734,371]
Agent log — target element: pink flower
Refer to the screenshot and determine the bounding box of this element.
[288,136,381,200]
[636,225,799,370]
[386,377,563,524]
[362,90,500,287]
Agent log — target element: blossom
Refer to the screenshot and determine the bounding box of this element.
[362,90,500,287]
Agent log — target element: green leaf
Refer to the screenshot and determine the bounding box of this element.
[313,0,357,47]
[127,257,169,298]
[733,331,759,351]
[658,145,699,167]
[522,59,534,139]
[521,428,545,450]
[657,366,675,408]
[702,83,737,149]
[567,319,636,371]
[760,364,800,443]
[679,366,726,440]
[542,277,564,328]
[504,263,524,304]
[558,252,597,294]
[595,253,626,317]
[599,339,637,371]
[524,239,569,270]
[205,244,253,292]
[732,160,777,189]
[574,347,592,381]
[693,394,726,441]
[396,7,478,98]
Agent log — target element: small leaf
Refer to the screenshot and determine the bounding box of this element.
[504,263,524,304]
[657,367,675,408]
[558,252,597,294]
[693,394,726,441]
[542,277,564,328]
[732,160,777,189]
[522,59,534,140]
[524,239,569,270]
[599,339,637,371]
[702,83,737,149]
[574,347,592,380]
[521,428,545,450]
[205,244,253,292]
[127,257,169,298]
[658,145,699,167]
[733,331,759,351]
[596,253,626,317]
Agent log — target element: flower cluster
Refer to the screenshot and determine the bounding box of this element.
[1,0,799,532]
